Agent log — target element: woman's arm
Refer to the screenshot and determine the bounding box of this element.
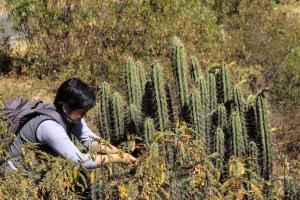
[37,120,135,168]
[71,119,121,154]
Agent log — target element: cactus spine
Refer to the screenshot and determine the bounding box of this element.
[231,111,245,157]
[172,37,189,115]
[111,92,125,144]
[144,118,156,146]
[256,95,272,180]
[152,64,169,130]
[215,128,225,173]
[99,82,112,140]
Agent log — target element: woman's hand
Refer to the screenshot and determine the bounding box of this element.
[94,152,136,167]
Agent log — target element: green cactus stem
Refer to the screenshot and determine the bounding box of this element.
[189,56,203,85]
[125,58,143,109]
[217,104,227,129]
[128,104,141,135]
[172,37,189,117]
[152,63,169,130]
[256,95,273,180]
[248,141,259,174]
[144,118,156,146]
[221,64,232,103]
[207,72,217,112]
[246,95,259,142]
[233,84,248,147]
[215,128,225,173]
[190,88,205,141]
[137,61,146,96]
[98,82,112,141]
[111,92,125,144]
[231,111,245,157]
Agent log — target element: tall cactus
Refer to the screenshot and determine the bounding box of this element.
[233,84,245,116]
[256,95,273,180]
[196,78,209,135]
[248,141,259,174]
[189,56,203,85]
[230,111,245,157]
[246,95,259,142]
[215,128,225,174]
[125,58,143,109]
[221,64,232,103]
[190,89,205,141]
[111,92,125,144]
[233,84,248,147]
[98,82,112,140]
[217,104,227,129]
[152,63,169,131]
[207,72,217,112]
[137,61,146,95]
[128,104,141,135]
[144,118,156,146]
[172,37,189,117]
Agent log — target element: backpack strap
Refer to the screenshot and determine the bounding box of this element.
[36,107,67,129]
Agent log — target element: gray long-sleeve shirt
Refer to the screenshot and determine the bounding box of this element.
[8,115,100,169]
[36,119,99,168]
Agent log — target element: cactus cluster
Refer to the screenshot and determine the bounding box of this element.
[96,38,273,183]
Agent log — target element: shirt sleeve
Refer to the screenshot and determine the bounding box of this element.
[36,120,98,169]
[70,119,100,148]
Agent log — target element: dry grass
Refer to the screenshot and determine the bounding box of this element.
[0,0,6,13]
[0,76,57,103]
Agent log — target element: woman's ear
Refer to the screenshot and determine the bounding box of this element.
[62,103,70,114]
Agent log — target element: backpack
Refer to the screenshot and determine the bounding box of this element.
[2,98,66,134]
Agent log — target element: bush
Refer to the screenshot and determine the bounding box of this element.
[5,0,221,84]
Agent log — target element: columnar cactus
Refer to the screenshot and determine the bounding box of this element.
[99,82,112,140]
[137,61,146,95]
[246,95,258,141]
[152,64,169,130]
[233,84,245,116]
[207,72,217,112]
[125,58,143,109]
[111,92,125,144]
[230,111,245,157]
[215,128,225,173]
[256,95,273,180]
[128,104,141,135]
[196,78,209,134]
[233,84,248,146]
[190,89,205,141]
[189,56,203,85]
[172,37,189,116]
[144,118,156,146]
[221,64,232,103]
[248,141,259,174]
[217,104,227,129]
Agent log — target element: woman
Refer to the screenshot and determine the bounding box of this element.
[6,77,136,171]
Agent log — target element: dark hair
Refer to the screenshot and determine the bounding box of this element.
[54,77,96,111]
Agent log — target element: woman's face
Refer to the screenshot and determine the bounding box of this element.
[63,105,89,123]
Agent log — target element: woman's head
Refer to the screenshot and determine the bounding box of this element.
[54,77,96,123]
